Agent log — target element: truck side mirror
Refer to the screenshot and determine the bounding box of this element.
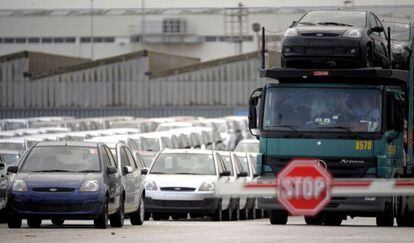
[248,96,258,130]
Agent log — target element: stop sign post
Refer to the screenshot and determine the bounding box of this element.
[277,159,333,216]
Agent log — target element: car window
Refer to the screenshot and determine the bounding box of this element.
[119,148,131,175]
[102,148,111,169]
[219,154,234,176]
[21,146,100,172]
[104,146,117,167]
[135,153,144,170]
[236,154,251,176]
[124,147,138,170]
[232,155,243,174]
[374,15,386,39]
[369,13,377,31]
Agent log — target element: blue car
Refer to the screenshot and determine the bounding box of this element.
[6,141,125,229]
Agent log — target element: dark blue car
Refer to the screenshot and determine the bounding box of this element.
[6,141,124,229]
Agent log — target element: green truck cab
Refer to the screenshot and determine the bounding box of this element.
[248,67,413,226]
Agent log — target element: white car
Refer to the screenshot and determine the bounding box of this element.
[144,149,231,221]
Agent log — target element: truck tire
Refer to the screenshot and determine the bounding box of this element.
[304,215,323,225]
[269,210,288,225]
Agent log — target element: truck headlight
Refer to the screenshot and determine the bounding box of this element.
[198,182,215,191]
[144,180,158,191]
[12,179,27,192]
[284,28,298,37]
[79,180,99,192]
[343,29,361,38]
[391,44,404,54]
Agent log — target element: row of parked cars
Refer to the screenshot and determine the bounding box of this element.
[0,115,259,228]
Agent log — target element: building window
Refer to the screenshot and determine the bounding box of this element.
[130,36,140,42]
[53,37,64,43]
[93,37,103,43]
[0,38,3,44]
[28,38,40,43]
[41,38,52,43]
[80,37,91,43]
[205,36,217,42]
[64,37,76,43]
[162,18,186,34]
[4,38,15,44]
[103,37,115,43]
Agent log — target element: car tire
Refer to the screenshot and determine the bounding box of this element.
[51,218,65,227]
[255,209,263,219]
[248,201,256,220]
[8,214,22,229]
[144,212,151,221]
[110,196,125,228]
[130,197,145,225]
[269,210,288,225]
[324,216,343,226]
[239,206,248,220]
[304,215,323,225]
[211,200,222,221]
[223,201,233,221]
[231,200,240,221]
[376,213,394,227]
[364,45,374,67]
[27,217,42,228]
[94,200,109,229]
[152,213,169,221]
[172,213,187,220]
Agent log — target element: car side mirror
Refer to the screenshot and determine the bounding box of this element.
[107,166,118,175]
[141,168,149,175]
[220,170,231,177]
[237,171,248,177]
[124,166,133,175]
[0,162,5,170]
[371,26,384,33]
[7,166,18,174]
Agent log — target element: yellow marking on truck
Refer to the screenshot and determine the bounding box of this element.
[355,140,372,150]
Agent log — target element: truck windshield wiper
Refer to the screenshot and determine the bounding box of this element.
[317,22,353,27]
[32,169,74,173]
[319,126,363,139]
[269,125,313,138]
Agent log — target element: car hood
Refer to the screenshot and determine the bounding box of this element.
[146,174,217,188]
[15,172,101,188]
[295,26,361,35]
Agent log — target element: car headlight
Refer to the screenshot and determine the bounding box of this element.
[284,28,298,37]
[391,44,404,54]
[343,29,361,38]
[144,180,158,191]
[79,180,99,192]
[12,179,27,192]
[198,182,215,192]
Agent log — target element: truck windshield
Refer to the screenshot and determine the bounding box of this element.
[263,87,382,133]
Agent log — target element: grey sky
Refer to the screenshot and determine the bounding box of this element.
[0,0,413,9]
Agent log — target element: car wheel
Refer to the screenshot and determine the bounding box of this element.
[171,213,187,220]
[144,212,151,221]
[269,210,288,225]
[190,213,203,219]
[130,197,145,225]
[248,201,256,220]
[152,213,169,221]
[376,212,394,227]
[110,196,125,228]
[304,215,323,225]
[231,200,240,221]
[211,200,222,221]
[94,200,108,229]
[255,209,263,219]
[239,206,248,220]
[27,217,42,228]
[324,216,343,226]
[223,201,233,221]
[51,218,65,227]
[8,214,22,229]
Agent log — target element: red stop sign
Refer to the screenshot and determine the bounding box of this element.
[277,159,333,216]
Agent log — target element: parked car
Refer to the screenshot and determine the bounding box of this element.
[383,20,413,70]
[234,139,259,153]
[6,141,125,229]
[217,151,249,220]
[144,149,231,221]
[281,9,390,68]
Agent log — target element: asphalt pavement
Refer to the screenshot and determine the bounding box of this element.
[1,217,414,243]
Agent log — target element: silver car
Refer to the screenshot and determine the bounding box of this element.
[144,149,231,221]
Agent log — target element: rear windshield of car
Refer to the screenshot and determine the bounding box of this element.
[298,10,366,28]
[21,146,101,173]
[151,153,216,175]
[235,142,259,153]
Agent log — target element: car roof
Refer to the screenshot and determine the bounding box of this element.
[33,141,100,147]
[161,149,214,155]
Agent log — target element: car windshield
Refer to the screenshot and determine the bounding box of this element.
[141,154,155,167]
[1,153,20,166]
[384,22,411,41]
[263,87,382,133]
[21,146,101,173]
[140,138,161,152]
[151,153,216,175]
[235,141,259,153]
[298,11,366,28]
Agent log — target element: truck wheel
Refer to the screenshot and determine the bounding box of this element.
[211,200,222,221]
[27,217,42,228]
[51,218,65,227]
[94,200,108,229]
[269,210,288,225]
[130,197,145,225]
[324,216,342,226]
[8,214,22,228]
[304,215,323,225]
[110,196,125,228]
